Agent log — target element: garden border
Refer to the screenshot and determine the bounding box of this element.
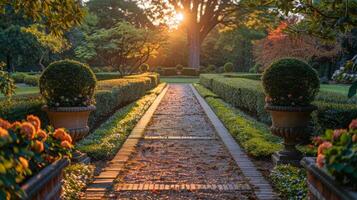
[190,84,279,200]
[82,85,169,200]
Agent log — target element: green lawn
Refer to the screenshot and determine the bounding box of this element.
[0,85,39,98]
[161,76,199,83]
[320,84,350,95]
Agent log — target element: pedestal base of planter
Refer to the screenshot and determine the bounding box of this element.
[72,150,91,164]
[272,151,302,167]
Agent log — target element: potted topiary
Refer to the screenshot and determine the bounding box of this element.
[0,116,73,199]
[262,58,320,166]
[301,120,357,200]
[176,64,183,75]
[40,60,97,142]
[139,63,150,73]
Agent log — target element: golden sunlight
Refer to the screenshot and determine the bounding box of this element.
[175,13,184,22]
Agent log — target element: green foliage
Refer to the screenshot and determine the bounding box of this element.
[317,122,357,187]
[224,73,262,80]
[333,56,357,84]
[11,73,39,86]
[77,83,166,160]
[157,68,177,76]
[249,63,262,73]
[199,74,357,134]
[194,84,282,157]
[270,165,307,200]
[140,63,150,73]
[39,60,97,107]
[223,62,234,72]
[0,70,15,98]
[0,0,84,36]
[262,58,320,106]
[62,164,94,200]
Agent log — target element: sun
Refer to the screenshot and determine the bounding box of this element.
[175,13,184,22]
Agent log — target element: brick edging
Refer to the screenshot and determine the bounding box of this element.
[190,84,279,200]
[82,85,169,200]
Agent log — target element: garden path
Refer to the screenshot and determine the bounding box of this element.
[84,84,277,200]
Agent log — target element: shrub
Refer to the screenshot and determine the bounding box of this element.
[332,56,357,84]
[262,58,320,106]
[181,68,198,76]
[206,64,216,73]
[249,63,262,73]
[11,73,27,83]
[39,60,97,107]
[194,84,282,157]
[224,73,262,81]
[162,68,177,76]
[139,63,150,73]
[11,73,39,86]
[224,62,234,72]
[270,165,307,200]
[313,120,357,187]
[176,64,183,72]
[0,116,73,199]
[95,72,121,81]
[0,70,15,98]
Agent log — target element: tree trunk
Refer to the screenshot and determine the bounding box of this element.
[6,54,13,73]
[39,52,46,71]
[187,25,200,69]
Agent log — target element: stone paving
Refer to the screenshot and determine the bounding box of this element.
[84,84,277,200]
[110,85,256,199]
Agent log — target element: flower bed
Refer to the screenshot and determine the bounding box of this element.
[0,116,73,199]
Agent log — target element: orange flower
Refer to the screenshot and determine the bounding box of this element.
[20,122,36,140]
[53,128,67,141]
[11,121,22,129]
[37,130,47,141]
[0,127,9,138]
[61,140,73,149]
[317,141,332,155]
[18,157,29,169]
[0,118,11,129]
[349,119,357,130]
[63,133,73,143]
[32,140,44,153]
[316,154,325,168]
[26,115,41,132]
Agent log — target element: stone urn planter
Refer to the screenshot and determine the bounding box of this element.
[21,159,69,200]
[262,58,320,166]
[42,105,96,142]
[265,104,316,166]
[301,157,357,200]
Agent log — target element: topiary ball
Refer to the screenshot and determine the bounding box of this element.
[40,60,97,107]
[224,62,234,72]
[262,58,320,106]
[176,64,183,72]
[140,63,150,73]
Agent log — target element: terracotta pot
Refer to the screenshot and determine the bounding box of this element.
[21,158,69,200]
[301,157,357,200]
[265,104,316,166]
[42,105,96,142]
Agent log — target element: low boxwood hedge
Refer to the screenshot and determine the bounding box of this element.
[194,84,282,158]
[77,83,166,160]
[199,74,357,134]
[0,73,160,131]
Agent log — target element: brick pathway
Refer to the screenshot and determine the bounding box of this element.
[84,84,276,199]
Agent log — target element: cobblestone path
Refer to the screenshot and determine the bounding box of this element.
[110,85,256,199]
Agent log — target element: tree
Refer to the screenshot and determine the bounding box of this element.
[86,0,153,29]
[75,21,165,75]
[0,0,84,36]
[145,0,245,68]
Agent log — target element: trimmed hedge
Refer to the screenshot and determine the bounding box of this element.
[194,84,282,158]
[199,74,357,134]
[77,83,166,160]
[157,67,199,76]
[0,73,160,131]
[181,68,198,76]
[224,73,262,81]
[11,73,39,86]
[95,73,121,81]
